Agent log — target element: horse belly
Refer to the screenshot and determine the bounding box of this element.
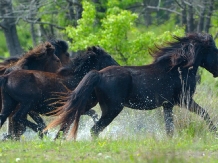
[124,95,162,110]
[124,84,171,111]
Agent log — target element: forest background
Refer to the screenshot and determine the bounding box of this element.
[0,0,218,89]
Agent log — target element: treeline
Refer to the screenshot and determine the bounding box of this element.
[0,0,217,64]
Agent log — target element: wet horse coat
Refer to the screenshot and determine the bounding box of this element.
[0,41,67,139]
[46,33,218,139]
[0,46,119,139]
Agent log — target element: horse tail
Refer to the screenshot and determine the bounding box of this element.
[45,70,101,139]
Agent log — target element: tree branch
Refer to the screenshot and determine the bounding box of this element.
[146,6,182,15]
[23,19,65,30]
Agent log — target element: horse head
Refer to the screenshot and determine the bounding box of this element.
[49,39,71,66]
[87,46,119,69]
[13,42,61,73]
[152,33,218,77]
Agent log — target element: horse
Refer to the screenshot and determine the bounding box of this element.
[49,39,71,66]
[45,33,218,140]
[0,46,119,139]
[0,41,67,140]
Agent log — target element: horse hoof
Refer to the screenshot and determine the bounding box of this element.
[1,133,12,141]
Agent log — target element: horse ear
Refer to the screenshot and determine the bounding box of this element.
[45,42,55,55]
[91,46,99,53]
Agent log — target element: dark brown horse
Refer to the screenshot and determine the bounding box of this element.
[49,39,71,66]
[45,33,218,140]
[0,46,118,139]
[0,41,67,139]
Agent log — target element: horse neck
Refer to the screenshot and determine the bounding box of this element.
[60,65,97,90]
[17,59,47,71]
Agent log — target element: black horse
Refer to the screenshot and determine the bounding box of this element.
[46,33,218,140]
[0,46,119,139]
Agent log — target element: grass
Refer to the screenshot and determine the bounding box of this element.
[1,77,218,162]
[1,134,218,163]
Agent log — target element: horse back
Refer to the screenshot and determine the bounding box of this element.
[2,70,65,102]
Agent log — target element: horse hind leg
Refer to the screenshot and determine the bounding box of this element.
[84,109,99,124]
[162,101,174,137]
[91,104,123,139]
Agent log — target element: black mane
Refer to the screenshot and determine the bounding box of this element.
[57,46,102,75]
[49,39,69,57]
[151,33,216,68]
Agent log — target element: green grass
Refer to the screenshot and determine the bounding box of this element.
[1,134,218,163]
[1,82,218,163]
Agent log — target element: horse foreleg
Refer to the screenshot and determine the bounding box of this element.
[187,100,217,133]
[0,94,18,128]
[28,111,46,137]
[6,116,14,136]
[162,101,174,137]
[12,103,44,139]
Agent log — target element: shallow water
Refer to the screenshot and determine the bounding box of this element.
[0,106,166,141]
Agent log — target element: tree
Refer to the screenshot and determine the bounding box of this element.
[0,0,23,56]
[65,1,184,65]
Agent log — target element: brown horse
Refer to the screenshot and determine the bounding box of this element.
[0,46,118,139]
[0,41,67,139]
[49,39,71,66]
[45,33,218,140]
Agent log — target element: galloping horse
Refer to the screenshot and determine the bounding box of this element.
[45,33,218,139]
[0,41,65,139]
[0,46,118,139]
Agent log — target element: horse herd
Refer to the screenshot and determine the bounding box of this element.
[0,33,218,140]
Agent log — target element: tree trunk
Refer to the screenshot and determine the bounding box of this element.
[143,0,152,27]
[204,0,214,32]
[29,0,40,46]
[187,2,195,32]
[73,0,82,25]
[0,0,23,56]
[197,1,206,32]
[180,0,187,33]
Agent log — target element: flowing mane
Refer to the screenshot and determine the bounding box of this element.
[15,42,54,67]
[151,33,216,68]
[49,39,69,57]
[57,46,105,75]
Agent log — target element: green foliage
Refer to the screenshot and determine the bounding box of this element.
[0,32,8,57]
[65,1,185,65]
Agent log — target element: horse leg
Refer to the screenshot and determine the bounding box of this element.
[12,103,44,139]
[10,108,27,140]
[162,101,174,137]
[91,105,123,139]
[0,95,18,140]
[0,94,18,128]
[84,109,98,123]
[28,111,47,138]
[54,117,75,140]
[187,100,217,133]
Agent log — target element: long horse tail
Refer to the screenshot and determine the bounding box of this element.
[45,70,101,139]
